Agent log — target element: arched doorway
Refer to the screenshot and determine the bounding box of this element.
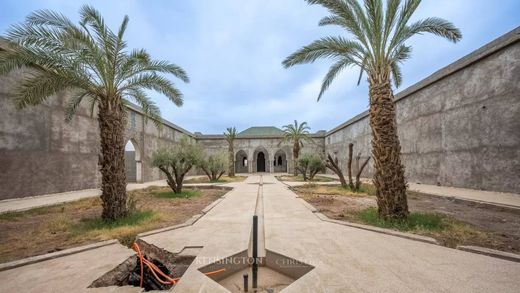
[253,147,269,173]
[257,152,266,172]
[124,139,142,182]
[273,149,287,173]
[235,150,248,173]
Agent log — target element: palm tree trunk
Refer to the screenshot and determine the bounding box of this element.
[228,145,235,177]
[98,100,128,220]
[369,80,408,219]
[293,143,299,176]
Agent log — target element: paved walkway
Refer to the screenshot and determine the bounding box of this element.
[0,177,208,214]
[318,174,520,209]
[3,173,518,215]
[1,175,518,292]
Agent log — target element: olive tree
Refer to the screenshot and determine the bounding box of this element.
[151,137,202,193]
[297,153,325,181]
[200,151,228,182]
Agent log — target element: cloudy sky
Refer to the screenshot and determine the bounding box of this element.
[1,0,519,134]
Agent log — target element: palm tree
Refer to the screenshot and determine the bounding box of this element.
[280,120,312,176]
[283,0,461,219]
[224,127,237,177]
[0,6,189,220]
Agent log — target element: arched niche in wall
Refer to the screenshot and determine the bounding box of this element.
[124,139,142,183]
[235,150,248,174]
[273,149,288,173]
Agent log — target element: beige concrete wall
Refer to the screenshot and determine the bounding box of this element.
[324,27,520,193]
[0,73,193,199]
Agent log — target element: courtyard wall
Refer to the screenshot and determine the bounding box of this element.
[1,27,519,199]
[0,70,193,199]
[325,27,520,193]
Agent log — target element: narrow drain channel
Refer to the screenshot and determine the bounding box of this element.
[248,175,266,259]
[200,175,314,292]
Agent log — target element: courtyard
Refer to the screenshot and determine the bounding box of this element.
[1,0,520,292]
[0,175,519,292]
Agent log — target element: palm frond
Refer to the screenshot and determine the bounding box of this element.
[1,5,188,125]
[64,91,89,122]
[282,36,364,68]
[224,127,237,143]
[14,71,70,108]
[126,89,162,127]
[406,17,462,42]
[122,73,183,106]
[390,61,402,88]
[284,0,461,98]
[318,58,354,101]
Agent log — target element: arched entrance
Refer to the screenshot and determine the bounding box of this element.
[124,139,142,182]
[253,147,269,173]
[273,149,287,173]
[257,152,266,172]
[235,150,248,173]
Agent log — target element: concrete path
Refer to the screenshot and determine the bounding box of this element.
[407,182,520,208]
[0,242,138,293]
[1,175,519,292]
[0,177,208,214]
[318,174,520,209]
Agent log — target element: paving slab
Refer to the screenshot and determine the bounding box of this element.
[148,174,520,292]
[0,242,136,293]
[138,175,262,292]
[261,176,520,292]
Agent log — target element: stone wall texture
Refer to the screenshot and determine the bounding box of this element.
[324,27,520,194]
[0,70,193,199]
[1,27,519,199]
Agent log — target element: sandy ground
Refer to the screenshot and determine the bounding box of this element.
[294,186,520,253]
[0,186,228,263]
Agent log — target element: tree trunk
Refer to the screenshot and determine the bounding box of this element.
[347,143,354,189]
[369,80,408,219]
[293,142,299,176]
[175,171,184,193]
[228,144,235,177]
[297,166,308,181]
[159,166,179,193]
[355,156,370,191]
[98,100,128,221]
[325,153,347,188]
[202,167,212,182]
[309,168,319,180]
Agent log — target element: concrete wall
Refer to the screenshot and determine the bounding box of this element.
[0,70,193,199]
[325,27,520,194]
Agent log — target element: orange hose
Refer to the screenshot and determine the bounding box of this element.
[203,268,226,276]
[132,243,144,288]
[143,258,177,284]
[131,242,226,287]
[132,243,177,286]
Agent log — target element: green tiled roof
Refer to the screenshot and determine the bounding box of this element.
[238,126,284,137]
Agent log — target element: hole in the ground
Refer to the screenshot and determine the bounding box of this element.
[89,241,200,291]
[198,249,314,292]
